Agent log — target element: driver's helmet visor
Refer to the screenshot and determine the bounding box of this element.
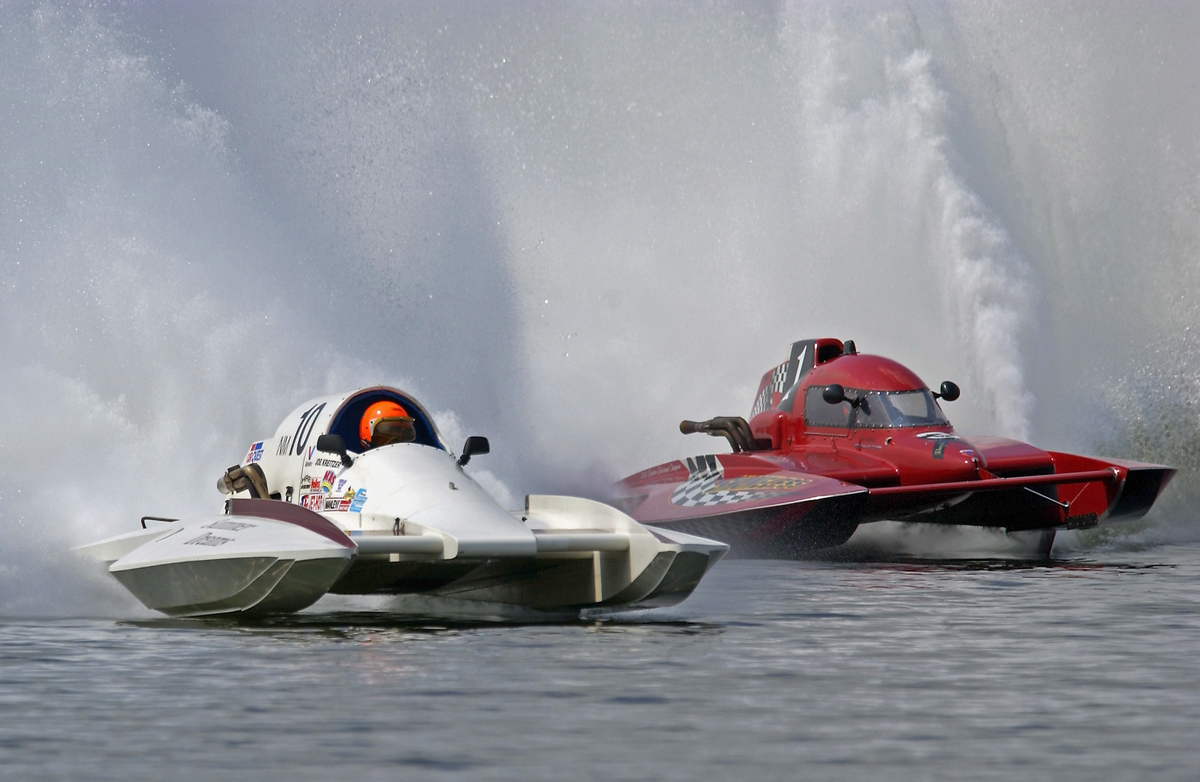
[370,417,416,447]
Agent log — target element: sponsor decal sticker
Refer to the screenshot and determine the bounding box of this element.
[184,533,232,547]
[642,463,682,479]
[203,520,256,532]
[349,488,367,513]
[245,442,264,464]
[716,475,811,492]
[301,493,323,511]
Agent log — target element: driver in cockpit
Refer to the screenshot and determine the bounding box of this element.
[360,401,417,450]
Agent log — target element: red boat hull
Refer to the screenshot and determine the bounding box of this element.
[614,338,1177,558]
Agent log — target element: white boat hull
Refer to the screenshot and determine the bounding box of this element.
[78,387,728,618]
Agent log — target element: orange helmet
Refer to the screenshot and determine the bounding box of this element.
[360,400,410,447]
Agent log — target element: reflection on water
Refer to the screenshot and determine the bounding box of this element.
[122,611,725,637]
[5,548,1198,780]
[826,521,1060,562]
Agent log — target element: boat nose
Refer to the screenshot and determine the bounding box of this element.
[953,442,986,476]
[932,440,980,478]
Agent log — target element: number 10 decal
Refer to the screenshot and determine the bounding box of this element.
[290,403,326,456]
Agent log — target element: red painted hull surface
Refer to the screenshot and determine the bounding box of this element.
[615,339,1175,558]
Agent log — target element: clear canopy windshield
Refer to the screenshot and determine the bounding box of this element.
[805,387,950,429]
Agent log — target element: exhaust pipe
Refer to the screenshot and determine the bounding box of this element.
[680,417,769,453]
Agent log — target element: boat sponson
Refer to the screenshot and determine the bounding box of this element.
[622,550,714,609]
[111,557,294,617]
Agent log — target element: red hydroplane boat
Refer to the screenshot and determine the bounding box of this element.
[615,338,1175,557]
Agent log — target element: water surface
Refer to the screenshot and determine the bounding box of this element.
[5,546,1198,781]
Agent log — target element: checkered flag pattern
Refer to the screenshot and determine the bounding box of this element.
[671,455,801,507]
[750,362,789,417]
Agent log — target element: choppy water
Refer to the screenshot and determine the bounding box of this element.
[5,545,1199,781]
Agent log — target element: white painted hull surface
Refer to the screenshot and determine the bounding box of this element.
[84,514,354,617]
[80,427,727,618]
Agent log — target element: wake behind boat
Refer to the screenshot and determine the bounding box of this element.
[79,386,727,618]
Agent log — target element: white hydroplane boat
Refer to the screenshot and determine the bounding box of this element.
[79,387,727,618]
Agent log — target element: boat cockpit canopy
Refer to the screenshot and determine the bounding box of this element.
[805,387,949,429]
[328,389,445,453]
